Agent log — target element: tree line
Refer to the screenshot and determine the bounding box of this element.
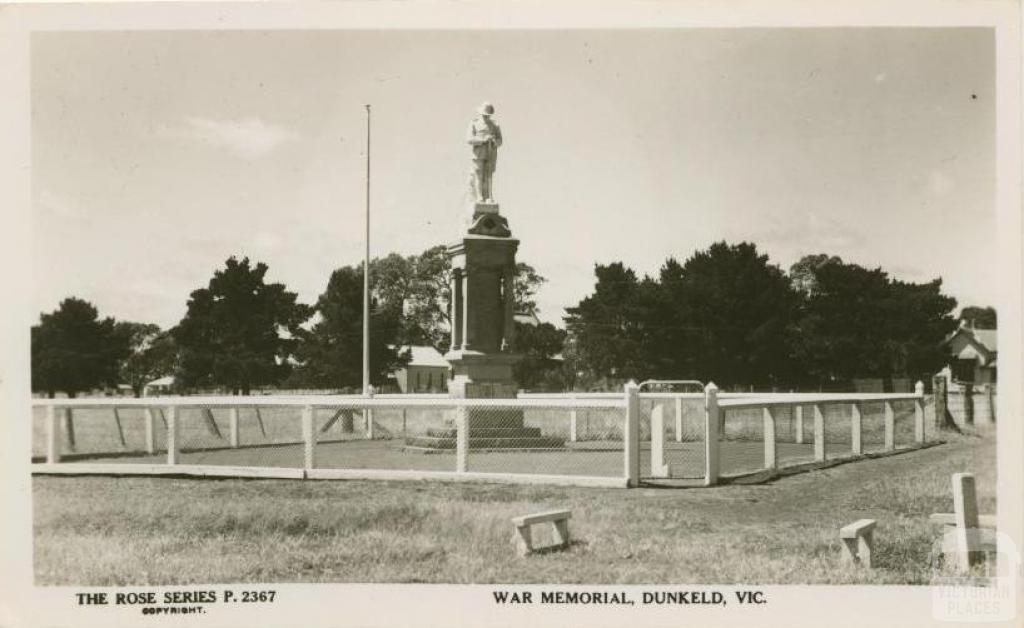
[32,240,977,397]
[31,246,553,396]
[565,242,964,391]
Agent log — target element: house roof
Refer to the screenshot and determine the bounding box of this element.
[145,375,175,387]
[972,329,997,353]
[399,345,450,368]
[514,311,541,326]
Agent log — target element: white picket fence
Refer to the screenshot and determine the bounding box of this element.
[31,382,930,488]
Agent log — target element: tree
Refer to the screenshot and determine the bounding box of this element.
[789,253,843,295]
[791,258,957,386]
[172,257,311,394]
[960,305,996,329]
[290,265,409,389]
[513,262,546,315]
[114,323,178,397]
[657,242,799,388]
[565,263,661,385]
[32,297,129,397]
[513,321,567,391]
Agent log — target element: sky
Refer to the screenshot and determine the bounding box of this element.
[31,28,995,329]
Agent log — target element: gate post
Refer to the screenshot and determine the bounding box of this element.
[650,405,669,478]
[704,383,720,486]
[624,381,640,487]
[675,396,684,442]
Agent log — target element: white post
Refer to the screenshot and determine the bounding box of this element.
[813,403,825,461]
[62,407,76,451]
[144,408,156,454]
[650,405,669,477]
[986,384,996,424]
[455,405,468,473]
[569,404,578,443]
[302,405,315,470]
[794,405,804,444]
[675,396,684,442]
[763,406,776,469]
[46,405,60,463]
[884,400,895,451]
[229,408,240,448]
[166,406,178,465]
[624,381,640,487]
[914,381,925,443]
[704,382,720,486]
[365,386,375,439]
[851,402,863,455]
[952,472,982,571]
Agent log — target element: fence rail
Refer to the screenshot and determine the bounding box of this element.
[31,382,935,488]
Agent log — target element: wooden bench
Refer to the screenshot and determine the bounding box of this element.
[840,519,877,567]
[930,473,997,573]
[511,509,571,557]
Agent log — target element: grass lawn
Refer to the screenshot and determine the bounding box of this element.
[33,431,994,585]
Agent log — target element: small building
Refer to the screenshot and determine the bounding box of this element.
[143,375,175,396]
[392,346,450,393]
[945,324,997,385]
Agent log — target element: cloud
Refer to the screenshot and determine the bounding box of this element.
[156,116,299,158]
[756,210,867,254]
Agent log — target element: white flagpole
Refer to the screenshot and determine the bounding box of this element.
[363,104,371,396]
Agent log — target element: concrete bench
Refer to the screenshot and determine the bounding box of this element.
[840,518,877,567]
[512,509,571,557]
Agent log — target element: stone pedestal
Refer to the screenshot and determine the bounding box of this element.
[403,205,564,451]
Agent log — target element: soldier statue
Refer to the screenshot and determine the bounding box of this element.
[467,102,503,203]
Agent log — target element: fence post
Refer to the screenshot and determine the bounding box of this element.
[851,402,863,455]
[624,381,640,487]
[166,406,178,465]
[932,374,949,431]
[46,405,60,463]
[365,386,375,439]
[794,405,804,444]
[455,405,468,473]
[62,407,76,451]
[144,408,156,454]
[986,384,996,424]
[884,400,895,451]
[675,396,684,442]
[914,381,925,443]
[813,404,825,461]
[302,405,316,470]
[704,382,720,486]
[229,408,240,448]
[763,406,776,469]
[650,405,669,477]
[569,402,578,443]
